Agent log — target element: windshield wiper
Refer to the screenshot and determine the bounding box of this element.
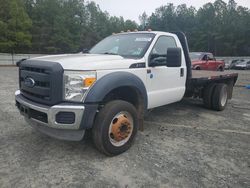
[103,52,118,55]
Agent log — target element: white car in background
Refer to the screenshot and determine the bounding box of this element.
[232,59,250,70]
[229,59,245,69]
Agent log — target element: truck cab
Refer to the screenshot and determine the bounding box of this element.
[15,31,237,156]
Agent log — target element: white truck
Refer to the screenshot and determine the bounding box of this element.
[15,31,238,156]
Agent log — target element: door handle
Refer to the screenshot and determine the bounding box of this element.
[180,68,184,77]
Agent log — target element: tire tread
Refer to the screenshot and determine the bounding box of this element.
[92,100,138,156]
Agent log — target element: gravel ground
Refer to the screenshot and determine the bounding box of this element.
[0,67,249,188]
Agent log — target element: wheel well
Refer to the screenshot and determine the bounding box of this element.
[102,86,144,111]
[101,86,145,131]
[195,66,201,70]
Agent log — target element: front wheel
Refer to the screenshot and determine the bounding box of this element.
[92,100,138,156]
[195,67,201,70]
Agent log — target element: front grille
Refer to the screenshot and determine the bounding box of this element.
[22,66,48,74]
[20,68,51,101]
[19,60,64,105]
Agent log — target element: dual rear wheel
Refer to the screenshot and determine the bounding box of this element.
[203,83,228,111]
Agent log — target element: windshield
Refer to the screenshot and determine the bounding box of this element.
[89,33,155,58]
[190,53,202,61]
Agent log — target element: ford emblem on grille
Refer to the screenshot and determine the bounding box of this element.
[24,77,35,88]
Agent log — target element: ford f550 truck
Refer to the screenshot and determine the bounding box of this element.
[15,31,238,156]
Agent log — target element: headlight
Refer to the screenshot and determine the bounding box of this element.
[63,71,96,102]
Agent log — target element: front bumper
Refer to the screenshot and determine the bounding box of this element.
[15,90,97,141]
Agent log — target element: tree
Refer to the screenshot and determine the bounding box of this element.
[19,0,138,53]
[139,12,148,30]
[1,0,249,56]
[0,0,32,53]
[145,0,250,56]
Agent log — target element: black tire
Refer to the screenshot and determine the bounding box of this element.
[196,67,201,70]
[211,84,228,111]
[203,83,216,109]
[92,100,138,156]
[218,66,224,72]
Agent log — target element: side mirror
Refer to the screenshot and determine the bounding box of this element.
[166,48,182,67]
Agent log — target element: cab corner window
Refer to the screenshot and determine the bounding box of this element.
[149,36,177,67]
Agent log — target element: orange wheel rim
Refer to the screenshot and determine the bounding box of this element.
[109,111,133,147]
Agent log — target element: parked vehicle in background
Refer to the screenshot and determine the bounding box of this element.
[224,61,231,70]
[230,59,246,69]
[232,60,250,70]
[190,52,225,71]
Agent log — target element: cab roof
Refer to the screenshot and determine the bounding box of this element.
[113,31,175,36]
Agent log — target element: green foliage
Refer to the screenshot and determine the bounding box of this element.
[0,0,32,53]
[20,0,137,53]
[0,0,137,53]
[145,0,250,56]
[0,0,249,55]
[139,12,148,30]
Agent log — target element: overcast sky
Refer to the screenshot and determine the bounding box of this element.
[92,0,250,23]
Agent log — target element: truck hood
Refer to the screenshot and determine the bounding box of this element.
[32,54,142,70]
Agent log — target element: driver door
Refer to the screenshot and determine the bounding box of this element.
[146,35,186,109]
[207,53,217,70]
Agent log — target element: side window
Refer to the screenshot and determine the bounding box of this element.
[202,55,207,61]
[150,36,177,66]
[207,54,214,60]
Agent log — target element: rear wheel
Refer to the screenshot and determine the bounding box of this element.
[92,100,138,156]
[203,84,216,109]
[211,84,228,111]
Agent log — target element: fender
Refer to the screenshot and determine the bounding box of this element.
[84,71,148,110]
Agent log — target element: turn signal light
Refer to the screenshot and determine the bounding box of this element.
[84,78,96,87]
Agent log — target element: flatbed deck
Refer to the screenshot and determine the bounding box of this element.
[186,70,239,99]
[191,70,238,86]
[192,70,238,79]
